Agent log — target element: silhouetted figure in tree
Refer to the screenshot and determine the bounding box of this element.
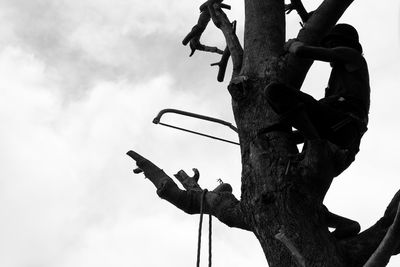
[263,23,370,239]
[265,23,370,157]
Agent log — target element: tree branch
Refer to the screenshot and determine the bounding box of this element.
[297,0,354,43]
[363,200,400,266]
[211,46,231,82]
[210,20,239,82]
[209,4,243,76]
[127,150,250,231]
[285,0,311,23]
[340,190,400,266]
[182,7,224,57]
[283,0,355,89]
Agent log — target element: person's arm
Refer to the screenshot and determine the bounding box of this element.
[288,41,363,66]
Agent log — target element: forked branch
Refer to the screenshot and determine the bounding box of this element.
[209,4,243,76]
[182,0,232,57]
[127,150,250,230]
[182,10,224,57]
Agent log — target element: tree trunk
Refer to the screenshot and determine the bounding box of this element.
[231,1,348,265]
[233,71,346,267]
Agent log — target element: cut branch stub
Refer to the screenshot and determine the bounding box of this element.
[174,169,202,191]
[213,182,233,193]
[127,150,250,230]
[211,47,230,82]
[210,20,237,82]
[228,75,249,101]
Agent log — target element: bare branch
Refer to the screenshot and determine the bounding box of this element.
[211,47,230,82]
[297,0,354,43]
[285,0,311,23]
[210,20,238,82]
[209,4,243,76]
[182,11,210,46]
[189,38,224,57]
[182,9,224,57]
[127,150,250,230]
[363,200,400,266]
[340,190,400,266]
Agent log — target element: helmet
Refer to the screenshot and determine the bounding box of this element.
[321,23,362,52]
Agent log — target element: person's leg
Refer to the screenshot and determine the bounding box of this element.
[264,82,320,140]
[328,117,361,149]
[296,94,361,149]
[264,82,303,114]
[263,82,362,149]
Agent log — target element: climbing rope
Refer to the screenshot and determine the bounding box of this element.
[197,189,212,267]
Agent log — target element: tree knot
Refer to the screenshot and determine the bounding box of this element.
[228,75,249,101]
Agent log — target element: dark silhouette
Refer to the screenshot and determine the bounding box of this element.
[265,24,369,153]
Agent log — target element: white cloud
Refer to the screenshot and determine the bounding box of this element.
[0,44,250,267]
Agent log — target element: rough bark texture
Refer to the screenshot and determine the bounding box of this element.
[128,0,400,266]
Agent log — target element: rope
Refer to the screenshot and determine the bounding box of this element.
[208,213,212,267]
[196,189,212,267]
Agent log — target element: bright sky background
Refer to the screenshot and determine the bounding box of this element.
[0,0,399,266]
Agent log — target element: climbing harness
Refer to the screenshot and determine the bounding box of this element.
[197,189,212,267]
[153,108,240,146]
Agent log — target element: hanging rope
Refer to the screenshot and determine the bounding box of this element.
[197,189,212,267]
[208,211,212,266]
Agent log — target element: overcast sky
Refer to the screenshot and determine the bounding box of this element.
[0,0,399,266]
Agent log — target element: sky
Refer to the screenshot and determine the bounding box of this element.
[0,0,399,266]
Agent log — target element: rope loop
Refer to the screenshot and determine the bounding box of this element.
[196,189,212,267]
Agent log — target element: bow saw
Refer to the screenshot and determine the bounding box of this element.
[153,108,240,146]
